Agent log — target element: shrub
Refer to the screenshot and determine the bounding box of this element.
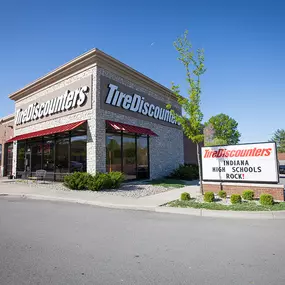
[230,194,242,204]
[87,172,125,191]
[181,192,191,201]
[242,190,255,201]
[218,190,227,199]
[64,172,91,190]
[260,194,274,206]
[204,192,215,202]
[108,172,125,189]
[87,173,110,191]
[169,164,199,180]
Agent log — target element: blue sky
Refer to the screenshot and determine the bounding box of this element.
[0,0,284,143]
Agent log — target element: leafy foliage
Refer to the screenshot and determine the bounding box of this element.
[64,172,124,191]
[64,172,91,190]
[168,200,285,211]
[230,194,242,204]
[242,190,254,201]
[260,194,274,206]
[204,192,215,202]
[181,192,191,201]
[204,113,241,145]
[87,173,111,191]
[271,129,285,152]
[108,172,125,188]
[169,164,199,180]
[167,30,206,193]
[218,190,227,199]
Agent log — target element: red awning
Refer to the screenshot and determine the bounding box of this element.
[7,120,86,143]
[106,120,157,136]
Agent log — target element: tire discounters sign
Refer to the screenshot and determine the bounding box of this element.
[201,142,279,183]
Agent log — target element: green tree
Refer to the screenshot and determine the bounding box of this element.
[204,113,241,145]
[271,129,285,152]
[167,30,206,194]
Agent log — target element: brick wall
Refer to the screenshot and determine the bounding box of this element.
[203,183,284,201]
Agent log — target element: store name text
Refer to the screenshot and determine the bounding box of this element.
[105,84,178,125]
[16,86,89,125]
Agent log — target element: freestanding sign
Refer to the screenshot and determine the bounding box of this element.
[201,142,279,183]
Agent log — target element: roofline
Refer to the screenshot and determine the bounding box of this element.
[9,48,177,101]
[0,114,15,124]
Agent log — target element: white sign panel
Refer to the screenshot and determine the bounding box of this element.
[201,142,279,183]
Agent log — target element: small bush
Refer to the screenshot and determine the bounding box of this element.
[169,164,199,180]
[204,192,215,202]
[260,194,274,206]
[64,172,91,190]
[108,172,125,189]
[242,190,255,201]
[87,173,110,191]
[87,172,124,191]
[181,192,191,201]
[218,190,227,199]
[230,194,242,204]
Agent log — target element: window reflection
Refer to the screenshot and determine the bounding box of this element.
[106,132,149,180]
[71,135,87,172]
[106,134,121,172]
[137,136,149,179]
[15,123,87,181]
[43,139,54,173]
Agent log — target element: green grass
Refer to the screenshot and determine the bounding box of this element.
[150,179,186,188]
[168,200,285,211]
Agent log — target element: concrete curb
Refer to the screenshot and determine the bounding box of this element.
[0,193,156,212]
[2,193,285,219]
[155,206,285,219]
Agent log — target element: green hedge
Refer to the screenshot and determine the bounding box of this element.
[63,172,92,190]
[230,194,242,204]
[169,164,199,180]
[204,192,215,202]
[64,171,124,191]
[260,194,274,206]
[181,192,191,201]
[242,190,254,201]
[218,190,227,199]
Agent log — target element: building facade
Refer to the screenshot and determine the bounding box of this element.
[0,114,14,176]
[6,49,184,180]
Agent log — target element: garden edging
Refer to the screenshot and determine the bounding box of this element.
[155,206,285,219]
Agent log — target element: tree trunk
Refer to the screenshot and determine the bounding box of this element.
[196,143,203,195]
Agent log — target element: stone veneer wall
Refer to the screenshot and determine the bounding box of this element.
[203,182,284,201]
[12,67,97,176]
[95,67,184,179]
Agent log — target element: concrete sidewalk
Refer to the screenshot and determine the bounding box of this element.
[0,179,200,211]
[1,179,285,219]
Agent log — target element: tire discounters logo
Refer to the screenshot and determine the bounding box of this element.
[201,142,278,183]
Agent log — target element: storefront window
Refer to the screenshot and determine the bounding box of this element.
[17,142,25,172]
[106,131,149,180]
[43,138,55,173]
[71,135,87,172]
[106,133,121,172]
[123,135,136,180]
[15,124,87,181]
[55,137,69,180]
[5,143,13,176]
[137,136,149,179]
[29,142,42,172]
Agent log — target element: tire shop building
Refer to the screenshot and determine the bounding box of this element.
[5,49,184,181]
